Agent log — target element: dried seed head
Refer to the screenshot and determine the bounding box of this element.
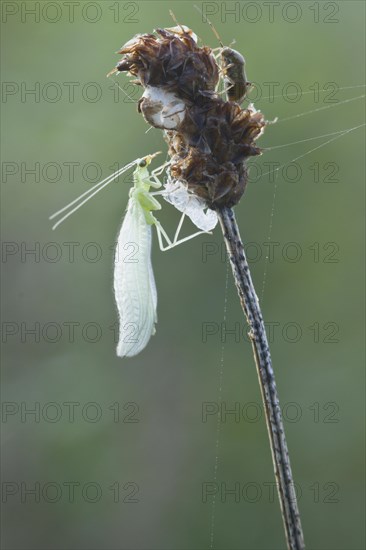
[111,24,266,208]
[112,29,219,101]
[166,101,265,207]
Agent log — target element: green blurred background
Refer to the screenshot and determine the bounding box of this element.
[1,1,365,548]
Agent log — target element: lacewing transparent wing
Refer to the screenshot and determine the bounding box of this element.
[114,197,158,358]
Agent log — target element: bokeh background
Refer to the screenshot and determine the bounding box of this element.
[1,1,365,549]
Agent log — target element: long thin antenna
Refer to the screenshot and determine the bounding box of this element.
[49,160,138,230]
[49,153,162,230]
[49,160,137,221]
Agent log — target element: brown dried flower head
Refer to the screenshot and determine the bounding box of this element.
[115,27,219,101]
[110,24,266,208]
[167,101,265,207]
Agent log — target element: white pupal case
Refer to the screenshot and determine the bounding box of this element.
[163,178,218,232]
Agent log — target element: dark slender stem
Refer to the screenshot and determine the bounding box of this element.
[216,206,305,550]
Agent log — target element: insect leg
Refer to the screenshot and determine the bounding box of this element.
[146,161,171,189]
[172,212,186,242]
[151,161,171,178]
[153,215,211,252]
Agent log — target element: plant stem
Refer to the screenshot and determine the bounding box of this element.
[216,206,305,550]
